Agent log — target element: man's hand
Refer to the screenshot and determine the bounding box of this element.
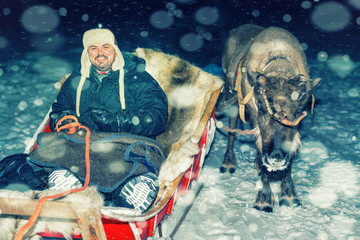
[49,110,76,132]
[91,109,118,132]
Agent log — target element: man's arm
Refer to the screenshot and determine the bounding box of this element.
[49,74,77,131]
[92,73,168,137]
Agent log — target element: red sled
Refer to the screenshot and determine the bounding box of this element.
[0,48,224,240]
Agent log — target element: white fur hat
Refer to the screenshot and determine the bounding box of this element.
[76,28,126,117]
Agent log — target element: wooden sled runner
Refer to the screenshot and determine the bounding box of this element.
[0,48,223,240]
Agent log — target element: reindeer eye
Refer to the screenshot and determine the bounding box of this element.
[291,91,299,101]
[291,91,306,102]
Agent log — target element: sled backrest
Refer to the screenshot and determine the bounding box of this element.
[133,48,224,153]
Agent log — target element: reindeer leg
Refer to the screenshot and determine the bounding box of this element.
[254,152,261,174]
[220,115,238,173]
[254,158,274,212]
[279,163,301,208]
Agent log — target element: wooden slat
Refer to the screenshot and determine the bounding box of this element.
[0,198,107,240]
[0,198,77,219]
[76,207,107,240]
[193,88,221,142]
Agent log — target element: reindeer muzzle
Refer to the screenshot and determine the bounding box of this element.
[259,87,308,127]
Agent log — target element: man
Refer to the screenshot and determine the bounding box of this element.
[49,28,168,138]
[47,28,168,213]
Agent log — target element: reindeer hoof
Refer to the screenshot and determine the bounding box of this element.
[279,197,301,208]
[220,164,236,173]
[254,191,274,212]
[254,204,273,213]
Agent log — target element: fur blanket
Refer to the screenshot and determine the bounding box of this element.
[133,48,224,185]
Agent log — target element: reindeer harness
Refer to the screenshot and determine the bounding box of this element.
[233,60,314,128]
[234,61,255,124]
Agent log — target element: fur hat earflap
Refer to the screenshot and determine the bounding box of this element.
[76,28,126,117]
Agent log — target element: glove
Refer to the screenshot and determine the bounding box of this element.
[49,110,76,131]
[91,109,118,132]
[117,110,141,133]
[92,109,142,133]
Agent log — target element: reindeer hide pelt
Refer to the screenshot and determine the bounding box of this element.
[134,48,224,185]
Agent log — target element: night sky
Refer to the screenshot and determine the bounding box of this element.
[1,0,360,65]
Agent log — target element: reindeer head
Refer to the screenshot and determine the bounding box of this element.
[249,71,321,171]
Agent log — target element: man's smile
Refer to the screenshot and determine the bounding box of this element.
[96,55,108,62]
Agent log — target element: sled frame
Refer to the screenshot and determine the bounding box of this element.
[0,88,221,239]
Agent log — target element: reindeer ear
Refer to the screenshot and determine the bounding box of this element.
[310,78,321,89]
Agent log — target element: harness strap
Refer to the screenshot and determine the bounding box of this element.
[234,61,254,123]
[311,93,315,114]
[259,88,308,127]
[119,141,161,187]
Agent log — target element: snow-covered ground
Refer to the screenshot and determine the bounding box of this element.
[0,50,74,158]
[0,47,360,240]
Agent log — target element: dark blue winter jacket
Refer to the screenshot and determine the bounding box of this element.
[49,52,168,138]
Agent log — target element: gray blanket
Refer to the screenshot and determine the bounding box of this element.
[28,131,167,193]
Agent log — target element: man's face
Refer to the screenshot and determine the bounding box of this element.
[88,43,116,72]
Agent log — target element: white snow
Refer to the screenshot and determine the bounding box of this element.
[168,86,201,107]
[317,51,328,62]
[179,33,204,52]
[150,10,175,29]
[195,6,220,25]
[301,1,312,10]
[310,2,351,32]
[0,37,7,50]
[327,54,357,78]
[21,5,59,34]
[0,49,360,239]
[349,0,360,10]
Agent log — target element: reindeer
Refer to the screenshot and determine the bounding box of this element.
[220,24,320,212]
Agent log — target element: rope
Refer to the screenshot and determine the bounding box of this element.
[311,94,315,114]
[14,115,91,240]
[215,119,256,135]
